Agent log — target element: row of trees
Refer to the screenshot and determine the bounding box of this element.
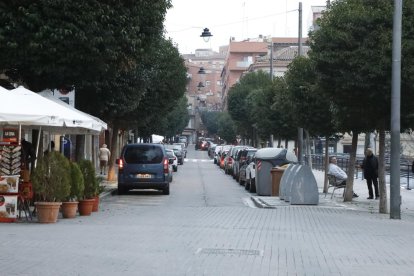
[0,1,189,180]
[202,0,414,213]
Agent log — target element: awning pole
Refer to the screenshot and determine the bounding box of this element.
[34,126,42,168]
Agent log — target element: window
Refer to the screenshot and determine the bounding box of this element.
[124,145,163,164]
[205,81,211,86]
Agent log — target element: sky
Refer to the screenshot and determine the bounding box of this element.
[164,0,328,54]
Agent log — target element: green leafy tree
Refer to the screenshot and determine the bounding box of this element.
[163,95,190,138]
[309,0,414,206]
[200,111,221,136]
[227,71,272,139]
[0,1,172,91]
[217,112,236,144]
[270,77,298,146]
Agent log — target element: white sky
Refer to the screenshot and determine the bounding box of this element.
[164,0,327,54]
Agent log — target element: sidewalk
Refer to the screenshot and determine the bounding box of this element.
[252,169,414,218]
[99,179,117,198]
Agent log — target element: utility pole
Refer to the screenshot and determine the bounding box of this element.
[269,39,274,147]
[297,2,304,164]
[390,0,402,219]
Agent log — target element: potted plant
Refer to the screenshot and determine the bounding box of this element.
[92,176,105,212]
[78,159,97,216]
[32,151,71,223]
[61,162,85,219]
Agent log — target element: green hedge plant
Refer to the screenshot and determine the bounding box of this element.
[78,159,97,199]
[32,152,71,202]
[68,162,85,201]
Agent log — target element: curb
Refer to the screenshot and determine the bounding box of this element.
[250,196,275,209]
[99,188,117,199]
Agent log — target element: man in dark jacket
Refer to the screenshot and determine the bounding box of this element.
[361,148,379,199]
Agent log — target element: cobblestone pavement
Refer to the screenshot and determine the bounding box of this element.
[1,147,414,276]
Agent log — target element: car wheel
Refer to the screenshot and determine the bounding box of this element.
[173,166,177,172]
[245,179,250,190]
[163,185,170,195]
[214,159,217,164]
[239,176,245,186]
[249,179,256,193]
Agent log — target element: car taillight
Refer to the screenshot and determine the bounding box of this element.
[163,158,169,173]
[118,159,124,170]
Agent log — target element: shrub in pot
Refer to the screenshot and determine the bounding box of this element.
[32,152,71,223]
[92,176,105,212]
[61,162,85,219]
[77,159,97,216]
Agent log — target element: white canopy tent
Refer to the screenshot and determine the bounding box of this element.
[0,86,106,134]
[0,86,107,166]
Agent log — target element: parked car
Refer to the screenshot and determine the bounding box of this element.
[173,142,187,158]
[238,149,257,186]
[245,155,257,193]
[165,149,178,172]
[225,146,244,175]
[214,145,223,165]
[208,143,216,159]
[232,146,253,180]
[165,144,184,164]
[116,143,171,195]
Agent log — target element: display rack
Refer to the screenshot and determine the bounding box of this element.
[0,144,21,222]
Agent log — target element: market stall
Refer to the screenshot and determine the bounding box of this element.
[0,86,107,222]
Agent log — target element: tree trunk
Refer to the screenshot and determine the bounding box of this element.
[278,137,282,148]
[75,135,85,162]
[323,135,329,193]
[107,122,120,182]
[305,130,312,169]
[378,129,388,213]
[364,132,371,150]
[344,131,358,202]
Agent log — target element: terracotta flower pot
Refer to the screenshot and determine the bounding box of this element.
[78,199,95,216]
[92,196,99,212]
[35,202,62,223]
[61,202,79,219]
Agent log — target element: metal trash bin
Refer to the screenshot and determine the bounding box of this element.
[255,148,297,196]
[270,167,286,196]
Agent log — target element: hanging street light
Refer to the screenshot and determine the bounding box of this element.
[200,28,213,42]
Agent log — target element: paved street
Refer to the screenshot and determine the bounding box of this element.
[2,146,414,276]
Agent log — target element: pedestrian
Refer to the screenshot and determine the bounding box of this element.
[361,148,379,199]
[98,144,111,175]
[21,138,36,173]
[328,156,359,198]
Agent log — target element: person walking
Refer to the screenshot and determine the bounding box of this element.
[98,144,111,175]
[361,148,379,199]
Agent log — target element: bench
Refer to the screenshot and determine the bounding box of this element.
[326,174,346,199]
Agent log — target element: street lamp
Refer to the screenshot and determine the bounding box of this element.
[200,28,213,42]
[197,82,205,92]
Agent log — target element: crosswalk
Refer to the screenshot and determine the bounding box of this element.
[184,158,214,163]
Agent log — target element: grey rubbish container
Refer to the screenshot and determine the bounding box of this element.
[254,148,297,196]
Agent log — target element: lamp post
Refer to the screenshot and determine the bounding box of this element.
[390,0,402,219]
[200,28,213,42]
[297,2,304,164]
